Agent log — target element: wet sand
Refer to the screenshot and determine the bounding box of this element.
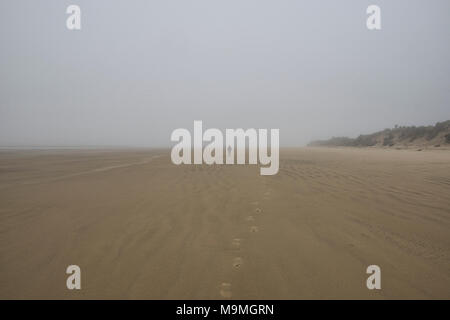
[0,147,449,299]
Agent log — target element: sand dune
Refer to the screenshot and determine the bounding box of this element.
[0,148,449,299]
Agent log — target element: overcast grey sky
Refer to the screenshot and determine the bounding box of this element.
[1,0,449,147]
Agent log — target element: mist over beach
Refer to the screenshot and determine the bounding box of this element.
[1,1,449,300]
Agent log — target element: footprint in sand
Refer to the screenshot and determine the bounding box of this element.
[219,283,232,298]
[250,226,259,233]
[246,215,255,222]
[231,238,241,249]
[233,257,243,269]
[255,208,262,214]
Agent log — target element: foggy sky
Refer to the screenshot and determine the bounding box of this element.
[1,0,449,147]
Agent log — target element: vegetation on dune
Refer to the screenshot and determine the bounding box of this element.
[308,120,450,147]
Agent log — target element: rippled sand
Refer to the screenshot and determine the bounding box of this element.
[1,148,449,299]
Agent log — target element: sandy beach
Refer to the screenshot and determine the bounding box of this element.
[0,147,449,299]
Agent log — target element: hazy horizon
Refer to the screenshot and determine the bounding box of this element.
[0,117,448,149]
[1,0,449,147]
